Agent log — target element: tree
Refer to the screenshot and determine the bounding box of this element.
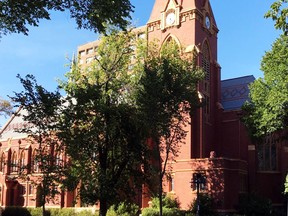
[0,0,133,37]
[284,174,288,215]
[0,97,13,117]
[57,30,148,216]
[10,74,64,216]
[242,34,288,138]
[136,41,204,216]
[265,0,288,34]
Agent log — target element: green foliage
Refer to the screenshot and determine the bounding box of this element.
[0,0,133,36]
[284,173,288,194]
[151,195,180,209]
[49,208,76,216]
[2,207,31,216]
[265,0,288,34]
[58,30,148,216]
[107,202,139,216]
[189,193,215,216]
[142,207,183,216]
[10,74,64,216]
[28,208,46,216]
[28,208,97,216]
[142,195,183,216]
[237,193,272,216]
[75,210,98,216]
[142,208,159,216]
[137,40,204,214]
[242,34,288,138]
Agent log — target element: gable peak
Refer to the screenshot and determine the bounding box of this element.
[164,0,180,12]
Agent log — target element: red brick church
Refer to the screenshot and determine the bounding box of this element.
[0,0,287,213]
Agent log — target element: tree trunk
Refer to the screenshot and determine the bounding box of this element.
[42,196,46,216]
[159,176,163,216]
[156,141,163,216]
[99,198,108,216]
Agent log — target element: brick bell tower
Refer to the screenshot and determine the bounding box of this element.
[147,0,221,159]
[143,0,222,209]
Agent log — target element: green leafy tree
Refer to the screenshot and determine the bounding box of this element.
[285,174,288,194]
[137,41,204,216]
[242,35,288,138]
[10,74,64,216]
[57,30,148,216]
[265,0,288,34]
[0,0,133,36]
[189,194,215,216]
[0,97,13,117]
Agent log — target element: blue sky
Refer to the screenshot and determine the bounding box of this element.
[0,0,280,125]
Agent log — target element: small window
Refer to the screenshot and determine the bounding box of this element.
[129,45,136,51]
[192,173,207,191]
[86,57,94,64]
[138,33,146,39]
[168,177,175,192]
[86,48,93,54]
[128,64,135,71]
[79,50,85,57]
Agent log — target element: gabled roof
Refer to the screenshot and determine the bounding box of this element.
[221,75,255,111]
[0,107,28,141]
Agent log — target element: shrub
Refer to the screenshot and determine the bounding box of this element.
[107,202,139,216]
[142,207,183,216]
[151,195,180,209]
[76,209,97,216]
[2,206,31,216]
[50,208,76,216]
[27,208,98,216]
[142,194,183,216]
[237,193,272,216]
[28,207,50,216]
[189,193,215,216]
[141,207,159,216]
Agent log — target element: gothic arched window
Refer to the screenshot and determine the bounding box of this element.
[11,151,18,173]
[201,41,211,120]
[32,149,39,173]
[0,153,5,173]
[19,150,25,171]
[257,134,278,171]
[202,41,210,83]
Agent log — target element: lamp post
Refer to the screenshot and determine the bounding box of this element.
[191,173,206,216]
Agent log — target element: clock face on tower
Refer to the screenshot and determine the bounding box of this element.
[166,12,176,25]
